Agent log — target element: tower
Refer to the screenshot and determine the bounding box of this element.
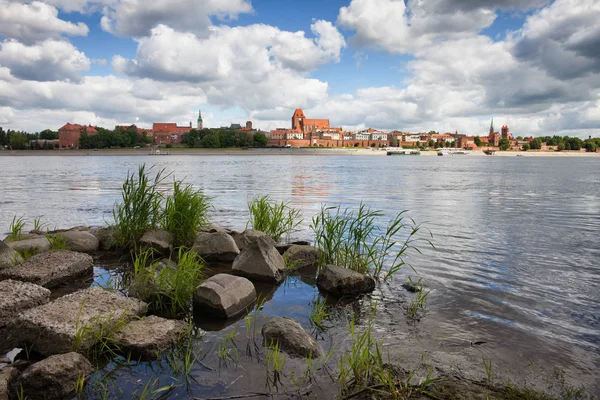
[197,109,203,130]
[501,125,509,139]
[291,109,306,131]
[489,118,494,135]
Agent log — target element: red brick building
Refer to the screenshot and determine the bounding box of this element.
[58,123,98,148]
[151,122,192,145]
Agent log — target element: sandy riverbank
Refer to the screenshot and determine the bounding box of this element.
[1,147,599,157]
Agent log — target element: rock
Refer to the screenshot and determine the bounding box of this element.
[7,287,147,356]
[10,352,92,400]
[401,282,419,293]
[316,265,375,297]
[0,251,93,288]
[56,231,99,253]
[5,237,50,255]
[140,230,173,255]
[113,315,187,360]
[275,243,292,255]
[127,259,177,303]
[231,230,276,251]
[261,317,323,358]
[193,274,256,318]
[232,236,285,283]
[291,240,311,246]
[192,232,239,263]
[0,280,51,326]
[198,223,225,233]
[0,242,22,270]
[283,245,322,272]
[89,227,117,251]
[0,367,16,400]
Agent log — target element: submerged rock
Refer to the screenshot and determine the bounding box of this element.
[5,237,50,255]
[0,280,51,326]
[140,230,173,255]
[262,317,323,358]
[10,352,93,400]
[283,245,322,272]
[7,287,147,356]
[193,274,256,318]
[113,315,188,360]
[0,367,17,400]
[192,231,240,262]
[231,230,276,251]
[57,231,99,253]
[0,242,22,270]
[232,236,285,283]
[0,250,93,288]
[316,264,375,297]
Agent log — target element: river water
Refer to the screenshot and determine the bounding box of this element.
[0,154,599,397]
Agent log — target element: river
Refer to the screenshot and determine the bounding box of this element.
[0,154,598,396]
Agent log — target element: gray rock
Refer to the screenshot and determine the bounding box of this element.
[316,264,375,297]
[0,367,16,400]
[0,280,51,326]
[113,315,187,360]
[193,274,256,318]
[0,242,22,270]
[232,236,285,282]
[283,245,322,272]
[127,259,177,303]
[7,287,147,356]
[6,237,50,255]
[89,227,117,251]
[140,230,173,255]
[231,230,276,251]
[199,223,225,233]
[262,317,323,358]
[192,232,239,262]
[56,231,99,253]
[0,250,93,288]
[10,352,93,400]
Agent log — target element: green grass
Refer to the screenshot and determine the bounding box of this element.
[8,215,26,241]
[45,233,70,250]
[32,216,48,232]
[247,194,302,242]
[131,248,204,313]
[18,247,38,260]
[112,165,166,249]
[311,203,432,279]
[309,297,329,331]
[161,180,211,248]
[406,277,430,320]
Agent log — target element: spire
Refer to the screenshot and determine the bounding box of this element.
[197,109,203,130]
[197,109,203,122]
[489,118,494,134]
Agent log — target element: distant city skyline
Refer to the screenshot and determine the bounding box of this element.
[0,0,598,138]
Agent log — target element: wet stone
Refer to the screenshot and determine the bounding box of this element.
[5,237,50,255]
[140,230,173,255]
[0,280,51,326]
[0,250,93,288]
[231,230,275,252]
[192,231,240,263]
[262,317,323,358]
[316,264,375,297]
[193,273,256,319]
[7,287,147,356]
[113,315,188,360]
[0,367,17,400]
[232,236,286,283]
[0,242,21,270]
[283,245,322,272]
[57,231,99,253]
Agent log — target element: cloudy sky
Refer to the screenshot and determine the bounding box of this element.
[0,0,599,137]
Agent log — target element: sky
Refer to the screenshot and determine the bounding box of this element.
[0,0,599,138]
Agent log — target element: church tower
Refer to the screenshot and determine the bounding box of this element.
[197,110,203,130]
[489,118,494,135]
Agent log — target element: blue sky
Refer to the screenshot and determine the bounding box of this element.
[0,0,599,137]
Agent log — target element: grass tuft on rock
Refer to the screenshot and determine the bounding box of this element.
[247,195,302,242]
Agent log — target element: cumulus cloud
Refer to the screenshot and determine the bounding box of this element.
[0,1,89,43]
[0,39,91,82]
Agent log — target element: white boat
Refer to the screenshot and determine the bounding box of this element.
[437,148,468,156]
[387,147,420,156]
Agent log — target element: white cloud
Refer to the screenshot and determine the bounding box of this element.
[0,39,90,82]
[0,1,89,43]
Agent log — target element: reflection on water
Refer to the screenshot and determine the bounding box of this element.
[1,155,599,394]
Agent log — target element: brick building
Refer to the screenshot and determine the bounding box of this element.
[151,122,192,145]
[58,123,98,148]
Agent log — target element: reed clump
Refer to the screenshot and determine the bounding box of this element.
[247,195,302,242]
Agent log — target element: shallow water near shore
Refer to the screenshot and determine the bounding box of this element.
[1,155,599,397]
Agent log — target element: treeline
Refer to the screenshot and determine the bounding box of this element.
[181,128,267,148]
[79,126,151,149]
[534,136,599,152]
[0,128,59,150]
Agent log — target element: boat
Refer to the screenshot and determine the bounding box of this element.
[386,147,420,156]
[483,149,496,155]
[437,148,468,156]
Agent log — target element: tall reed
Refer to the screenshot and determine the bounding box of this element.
[247,195,302,242]
[8,215,26,241]
[161,181,211,247]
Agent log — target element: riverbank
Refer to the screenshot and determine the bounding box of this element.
[1,147,599,157]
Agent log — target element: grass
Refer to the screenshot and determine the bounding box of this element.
[406,277,430,320]
[311,203,433,279]
[45,233,70,250]
[18,247,38,260]
[482,356,493,386]
[217,326,239,364]
[33,216,48,232]
[112,165,166,249]
[161,180,211,248]
[131,248,205,313]
[309,297,330,331]
[8,215,26,241]
[247,194,302,242]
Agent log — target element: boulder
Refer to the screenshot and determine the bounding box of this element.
[283,245,322,272]
[7,287,147,356]
[198,223,225,233]
[89,227,117,251]
[113,315,187,360]
[0,251,93,288]
[262,317,323,358]
[0,280,51,326]
[316,264,375,297]
[231,230,276,251]
[127,259,176,303]
[6,237,50,255]
[56,231,99,253]
[139,230,173,255]
[193,274,256,318]
[192,232,240,263]
[232,236,285,283]
[0,367,16,400]
[0,242,22,270]
[10,352,93,400]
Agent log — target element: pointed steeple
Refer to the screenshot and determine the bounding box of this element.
[197,109,203,129]
[489,118,494,134]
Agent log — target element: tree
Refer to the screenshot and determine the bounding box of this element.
[474,136,482,146]
[585,141,597,152]
[201,134,220,148]
[530,138,542,150]
[253,132,267,148]
[522,143,530,151]
[9,132,28,150]
[428,139,435,148]
[39,129,58,140]
[498,138,510,151]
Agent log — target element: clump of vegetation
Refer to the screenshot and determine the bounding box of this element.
[247,195,302,242]
[311,203,432,279]
[18,248,38,261]
[45,233,70,250]
[32,216,48,232]
[7,215,26,241]
[161,181,211,247]
[309,297,329,331]
[131,248,204,313]
[112,165,166,249]
[406,276,430,320]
